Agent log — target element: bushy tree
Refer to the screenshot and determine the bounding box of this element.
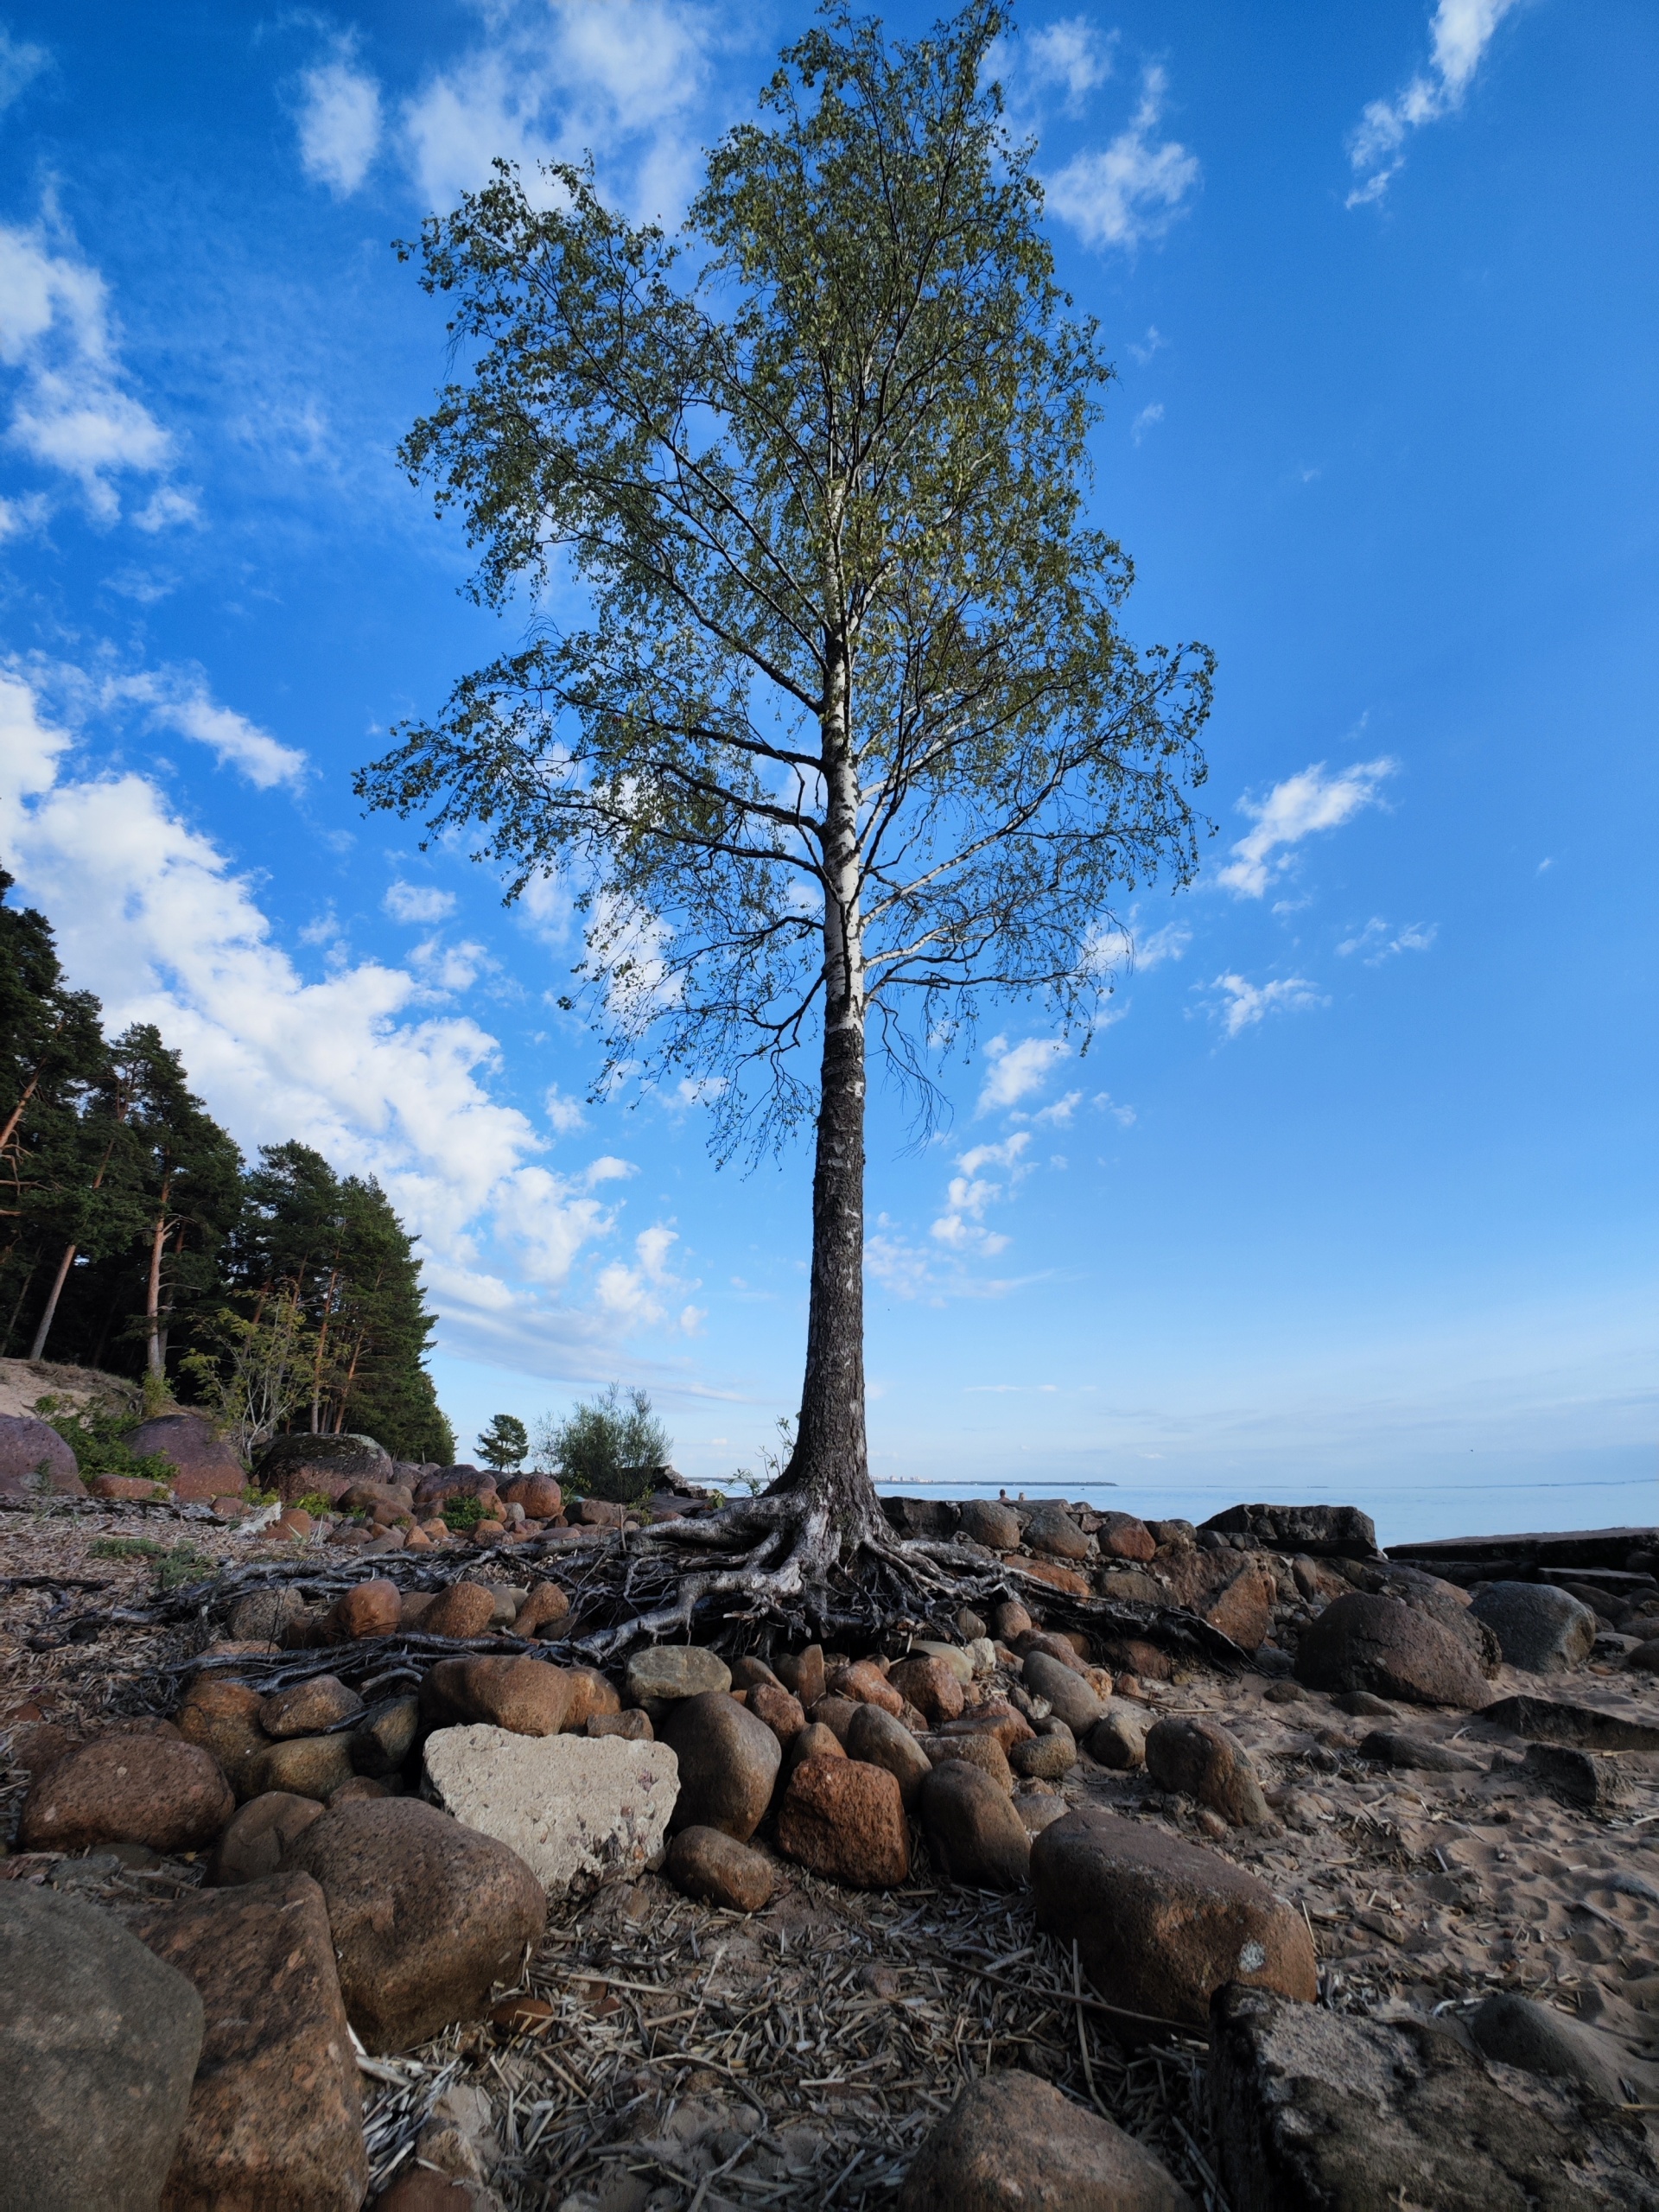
[538,1385,670,1505]
[477,1413,529,1472]
[359,3,1209,1633]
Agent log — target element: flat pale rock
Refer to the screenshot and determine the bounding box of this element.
[0,1885,204,2212]
[625,1644,731,1702]
[423,1724,679,1897]
[902,2068,1192,2211]
[129,1871,366,2211]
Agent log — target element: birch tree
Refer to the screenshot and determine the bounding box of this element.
[360,2,1211,1627]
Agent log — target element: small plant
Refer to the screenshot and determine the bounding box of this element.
[33,1394,175,1487]
[89,1535,168,1560]
[154,1540,216,1591]
[732,1414,796,1499]
[476,1413,530,1473]
[536,1385,670,1508]
[244,1488,279,1508]
[442,1493,486,1532]
[294,1491,336,1518]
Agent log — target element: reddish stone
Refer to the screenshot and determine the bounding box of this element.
[889,1656,965,1724]
[1013,1630,1086,1672]
[172,1465,248,1503]
[19,1732,234,1853]
[328,1579,401,1641]
[1095,1512,1158,1563]
[921,1732,1014,1795]
[208,1791,326,1885]
[264,1510,313,1541]
[420,1582,497,1639]
[0,1412,83,1493]
[563,1667,620,1730]
[472,1521,506,1545]
[514,1580,571,1636]
[941,1700,1033,1755]
[89,1473,163,1501]
[666,1826,776,1912]
[419,1656,576,1736]
[830,1659,905,1715]
[776,1756,910,1888]
[774,1643,827,1707]
[176,1680,270,1795]
[130,1870,367,2211]
[901,2069,1192,2212]
[1011,1559,1092,1598]
[502,1475,562,1519]
[745,1681,806,1746]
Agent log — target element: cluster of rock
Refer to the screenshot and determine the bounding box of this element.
[6,1494,1656,2210]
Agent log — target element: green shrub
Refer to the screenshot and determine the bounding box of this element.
[442,1494,486,1532]
[89,1535,167,1560]
[538,1385,669,1507]
[245,1488,279,1508]
[33,1394,178,1487]
[295,1491,336,1518]
[154,1541,216,1591]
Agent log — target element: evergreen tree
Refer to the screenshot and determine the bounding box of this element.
[477,1413,529,1472]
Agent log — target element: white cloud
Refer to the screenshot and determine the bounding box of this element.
[0,28,48,112]
[1128,325,1166,366]
[297,46,384,197]
[977,1033,1070,1114]
[0,214,189,525]
[1347,0,1522,206]
[111,671,307,791]
[994,17,1116,117]
[0,670,683,1377]
[1045,67,1200,252]
[1088,913,1192,974]
[1131,400,1163,444]
[385,880,457,925]
[931,1132,1033,1256]
[1032,1089,1083,1127]
[1337,916,1439,964]
[1217,757,1395,899]
[544,1083,588,1135]
[594,1222,698,1326]
[402,0,713,222]
[1206,972,1327,1039]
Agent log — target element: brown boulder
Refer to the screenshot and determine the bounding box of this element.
[420,1581,498,1640]
[89,1472,163,1501]
[807,1694,859,1745]
[514,1580,571,1637]
[846,1702,933,1808]
[19,1732,234,1854]
[988,1598,1032,1642]
[661,1692,781,1841]
[1095,1512,1158,1563]
[229,1588,307,1643]
[171,1465,247,1503]
[1022,1505,1090,1560]
[502,1475,562,1519]
[666,1825,776,1913]
[563,1666,621,1730]
[785,1720,846,1774]
[746,1681,806,1746]
[208,1791,325,1885]
[1100,1637,1175,1682]
[1014,1558,1091,1597]
[1145,1717,1271,1827]
[1010,1727,1076,1781]
[418,1656,576,1737]
[588,1708,653,1741]
[246,1735,356,1802]
[888,1656,964,1724]
[285,1796,545,2053]
[0,1411,83,1494]
[328,1580,401,1641]
[917,1759,1030,1890]
[830,1658,905,1715]
[351,1696,421,1778]
[1160,1549,1275,1650]
[901,2068,1192,2212]
[259,1675,364,1739]
[1032,1808,1318,2027]
[942,1700,1034,1754]
[1021,1649,1106,1734]
[924,1731,1015,1794]
[130,1871,366,2210]
[1294,1592,1491,1707]
[773,1643,826,1707]
[775,1756,910,1887]
[1014,1629,1086,1671]
[176,1680,270,1794]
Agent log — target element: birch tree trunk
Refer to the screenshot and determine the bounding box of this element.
[144,1172,172,1377]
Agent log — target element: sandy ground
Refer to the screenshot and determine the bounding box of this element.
[4,1501,1658,2210]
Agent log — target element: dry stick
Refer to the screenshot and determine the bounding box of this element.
[1072,1940,1111,2122]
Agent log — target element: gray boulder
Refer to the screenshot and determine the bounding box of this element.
[1020,1648,1106,1734]
[1468,1993,1629,2104]
[0,1885,205,2212]
[0,1412,82,1495]
[957,1498,1020,1551]
[1470,1582,1598,1674]
[1294,1592,1491,1707]
[901,2069,1192,2210]
[1202,1503,1378,1558]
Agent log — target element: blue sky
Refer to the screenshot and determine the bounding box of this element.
[0,0,1652,1542]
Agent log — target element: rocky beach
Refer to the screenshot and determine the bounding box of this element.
[3,1394,1657,2210]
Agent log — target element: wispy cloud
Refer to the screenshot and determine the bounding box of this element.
[976,1033,1070,1114]
[114,672,306,791]
[296,38,384,197]
[1217,757,1395,899]
[0,27,48,113]
[1347,0,1522,207]
[1337,916,1438,964]
[1045,66,1200,252]
[0,211,193,526]
[1205,972,1327,1039]
[385,880,457,925]
[992,16,1116,118]
[1131,400,1164,444]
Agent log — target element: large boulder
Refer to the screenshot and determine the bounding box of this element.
[846,1702,933,1808]
[0,1884,204,2212]
[1144,1717,1271,1827]
[259,1675,363,1739]
[175,1679,271,1796]
[419,1656,577,1737]
[422,1725,678,1897]
[245,1735,355,1802]
[255,1431,391,1503]
[1021,1649,1106,1734]
[775,1755,910,1887]
[660,1691,780,1841]
[1294,1592,1492,1707]
[129,1872,367,2211]
[901,2069,1192,2212]
[1469,1582,1598,1674]
[419,1581,499,1640]
[0,1411,83,1496]
[327,1579,401,1641]
[1095,1510,1157,1561]
[207,1791,325,1885]
[1202,1503,1379,1558]
[1022,1504,1091,1560]
[957,1498,1020,1550]
[665,1826,775,1914]
[625,1645,732,1703]
[1157,1550,1276,1650]
[285,1796,545,2052]
[888,1655,964,1724]
[130,1414,245,1497]
[19,1732,235,1854]
[1031,1808,1317,2027]
[916,1758,1030,1890]
[1210,1982,1645,2211]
